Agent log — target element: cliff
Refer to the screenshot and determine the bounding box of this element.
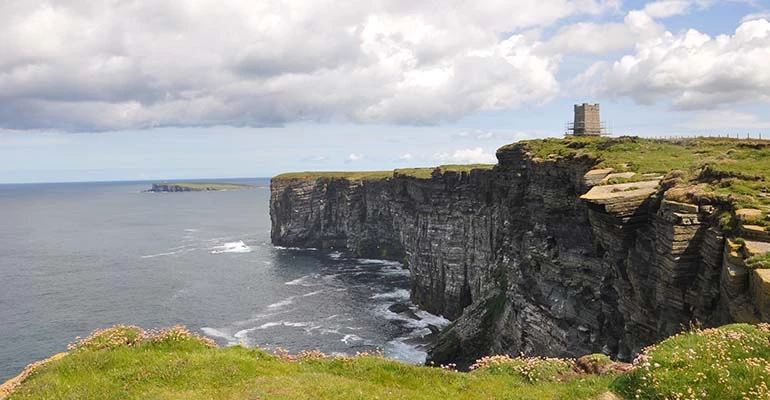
[270,137,770,368]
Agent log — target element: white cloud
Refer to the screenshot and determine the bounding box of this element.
[433,147,497,164]
[348,153,364,162]
[399,153,413,160]
[643,0,692,18]
[0,0,619,131]
[743,12,770,23]
[601,18,770,109]
[455,130,497,140]
[543,8,667,55]
[678,110,770,130]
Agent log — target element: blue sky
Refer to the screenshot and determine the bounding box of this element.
[2,0,769,183]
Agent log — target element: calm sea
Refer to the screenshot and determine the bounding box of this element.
[0,179,446,382]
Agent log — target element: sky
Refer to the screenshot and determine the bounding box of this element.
[2,0,770,183]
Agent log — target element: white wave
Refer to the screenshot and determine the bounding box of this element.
[412,309,451,328]
[385,338,427,364]
[370,289,410,300]
[210,240,252,254]
[341,334,362,344]
[302,290,324,297]
[267,297,294,309]
[274,245,318,251]
[381,266,411,276]
[358,258,403,266]
[285,274,322,286]
[328,251,343,259]
[231,309,295,327]
[256,321,312,330]
[141,248,195,259]
[374,303,450,331]
[256,321,283,329]
[200,327,238,346]
[184,228,199,232]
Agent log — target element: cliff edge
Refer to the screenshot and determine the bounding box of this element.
[270,136,770,368]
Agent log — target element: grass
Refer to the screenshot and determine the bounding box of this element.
[507,136,770,227]
[747,253,770,269]
[7,323,770,399]
[274,164,495,181]
[272,171,395,181]
[612,323,770,399]
[3,325,613,400]
[507,137,770,178]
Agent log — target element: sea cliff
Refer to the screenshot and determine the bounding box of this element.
[270,137,770,368]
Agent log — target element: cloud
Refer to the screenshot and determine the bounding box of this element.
[399,153,413,160]
[455,130,497,140]
[678,110,770,130]
[743,12,770,23]
[643,0,692,18]
[542,8,667,55]
[433,147,497,164]
[601,18,770,109]
[0,0,619,132]
[348,153,364,162]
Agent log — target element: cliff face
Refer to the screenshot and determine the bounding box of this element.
[270,142,770,367]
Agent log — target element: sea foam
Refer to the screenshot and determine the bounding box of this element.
[210,240,252,254]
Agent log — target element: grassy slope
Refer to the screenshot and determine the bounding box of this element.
[4,327,612,400]
[8,323,770,399]
[614,323,770,399]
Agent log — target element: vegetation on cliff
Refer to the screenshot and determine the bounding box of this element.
[273,164,494,182]
[511,136,770,228]
[5,323,770,399]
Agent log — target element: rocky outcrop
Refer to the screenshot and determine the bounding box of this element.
[149,183,254,192]
[270,142,770,368]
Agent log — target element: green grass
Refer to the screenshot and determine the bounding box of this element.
[747,253,770,269]
[272,171,395,181]
[507,137,769,177]
[8,324,770,399]
[2,326,615,400]
[274,164,495,181]
[507,136,770,226]
[612,323,770,399]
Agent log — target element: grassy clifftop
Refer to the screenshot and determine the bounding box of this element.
[511,136,770,228]
[4,323,770,399]
[273,164,495,181]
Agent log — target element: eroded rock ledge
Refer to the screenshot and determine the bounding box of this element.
[270,138,770,368]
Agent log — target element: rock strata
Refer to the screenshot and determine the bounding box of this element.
[270,141,770,368]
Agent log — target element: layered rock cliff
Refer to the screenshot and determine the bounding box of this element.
[270,137,770,368]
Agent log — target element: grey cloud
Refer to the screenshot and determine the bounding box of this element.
[0,0,619,131]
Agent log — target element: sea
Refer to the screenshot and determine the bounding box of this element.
[0,178,448,382]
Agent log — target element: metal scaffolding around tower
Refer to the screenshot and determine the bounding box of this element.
[565,103,611,136]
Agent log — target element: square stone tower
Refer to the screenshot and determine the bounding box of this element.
[572,103,602,136]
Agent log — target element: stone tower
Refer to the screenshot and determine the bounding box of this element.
[571,103,602,136]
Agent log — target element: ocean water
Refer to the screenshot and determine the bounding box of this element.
[0,179,448,382]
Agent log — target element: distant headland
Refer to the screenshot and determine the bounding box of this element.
[146,182,256,192]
